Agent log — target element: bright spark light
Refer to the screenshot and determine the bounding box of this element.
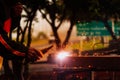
[56,51,70,60]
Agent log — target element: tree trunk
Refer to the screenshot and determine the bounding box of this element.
[63,20,74,48]
[51,24,61,48]
[102,17,117,40]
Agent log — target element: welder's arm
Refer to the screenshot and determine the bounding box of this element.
[0,34,25,57]
[0,34,41,62]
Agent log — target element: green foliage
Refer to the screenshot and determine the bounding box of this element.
[70,37,110,51]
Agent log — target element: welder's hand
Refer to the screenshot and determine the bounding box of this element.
[26,48,41,62]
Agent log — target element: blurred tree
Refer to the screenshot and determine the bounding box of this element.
[37,0,120,49]
[38,0,65,48]
[18,0,120,51]
[63,0,120,40]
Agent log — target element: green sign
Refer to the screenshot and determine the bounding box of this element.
[76,21,120,36]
